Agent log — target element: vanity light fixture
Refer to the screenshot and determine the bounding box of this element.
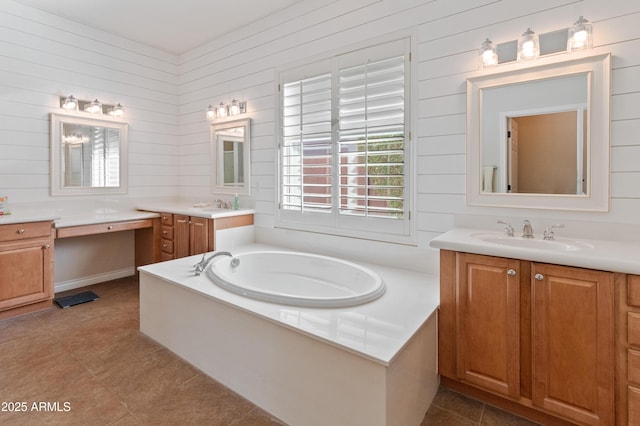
[517,28,540,61]
[207,100,247,121]
[84,99,103,114]
[568,16,593,52]
[479,38,498,68]
[61,95,78,111]
[108,103,125,117]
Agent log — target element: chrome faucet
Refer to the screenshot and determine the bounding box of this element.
[522,220,534,238]
[194,251,232,275]
[497,220,515,237]
[214,199,233,209]
[543,224,564,240]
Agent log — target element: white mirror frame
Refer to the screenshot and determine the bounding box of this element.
[210,118,251,195]
[466,53,611,211]
[50,112,128,196]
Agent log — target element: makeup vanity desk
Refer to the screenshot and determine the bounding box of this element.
[0,202,254,320]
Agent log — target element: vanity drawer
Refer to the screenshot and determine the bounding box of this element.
[161,226,174,240]
[629,276,640,307]
[161,239,173,254]
[629,313,640,347]
[0,221,52,242]
[160,252,174,262]
[160,213,173,226]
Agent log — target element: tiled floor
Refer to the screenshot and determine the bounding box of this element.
[1,276,539,425]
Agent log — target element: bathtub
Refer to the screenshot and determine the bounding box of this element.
[139,245,439,425]
[205,251,385,308]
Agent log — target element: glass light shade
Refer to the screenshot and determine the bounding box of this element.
[108,103,125,117]
[61,95,78,110]
[229,99,240,115]
[84,99,102,114]
[216,102,228,118]
[206,105,216,121]
[517,28,539,61]
[568,16,593,52]
[479,38,498,68]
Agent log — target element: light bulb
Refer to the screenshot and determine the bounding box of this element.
[479,38,498,68]
[568,16,593,52]
[517,28,539,61]
[206,105,216,121]
[62,95,78,110]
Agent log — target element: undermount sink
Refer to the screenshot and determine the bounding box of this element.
[471,232,594,252]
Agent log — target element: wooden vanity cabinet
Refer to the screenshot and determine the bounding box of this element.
[617,274,640,426]
[0,221,55,319]
[159,212,253,261]
[440,250,615,426]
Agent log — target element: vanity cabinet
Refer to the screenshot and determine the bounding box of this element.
[617,274,640,426]
[440,250,615,425]
[158,212,253,261]
[159,213,212,261]
[0,221,55,319]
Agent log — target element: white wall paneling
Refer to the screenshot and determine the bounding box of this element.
[2,0,640,277]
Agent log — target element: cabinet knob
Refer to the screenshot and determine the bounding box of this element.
[42,244,50,250]
[17,229,25,234]
[107,225,113,230]
[507,269,516,276]
[534,273,544,281]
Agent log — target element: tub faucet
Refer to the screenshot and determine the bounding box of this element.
[522,220,534,238]
[194,251,232,275]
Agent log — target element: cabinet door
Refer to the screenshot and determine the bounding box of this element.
[174,215,190,259]
[456,253,520,397]
[189,217,210,256]
[532,264,614,425]
[0,239,52,311]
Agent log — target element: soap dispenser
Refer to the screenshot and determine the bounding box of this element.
[234,193,239,210]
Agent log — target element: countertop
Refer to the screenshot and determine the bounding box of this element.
[136,201,255,219]
[430,227,640,275]
[0,199,255,228]
[138,243,440,366]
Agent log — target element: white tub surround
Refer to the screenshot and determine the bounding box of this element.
[139,244,439,425]
[430,227,640,275]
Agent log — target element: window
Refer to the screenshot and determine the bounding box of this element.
[278,38,412,243]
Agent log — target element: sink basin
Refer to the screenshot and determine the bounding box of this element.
[471,233,594,252]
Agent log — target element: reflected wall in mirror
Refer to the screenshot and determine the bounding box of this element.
[50,113,128,196]
[210,118,251,195]
[467,53,610,211]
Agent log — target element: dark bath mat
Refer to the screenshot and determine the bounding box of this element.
[54,291,99,309]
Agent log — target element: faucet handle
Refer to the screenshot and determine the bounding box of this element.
[543,224,565,240]
[497,220,515,237]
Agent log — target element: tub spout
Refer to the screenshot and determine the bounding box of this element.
[194,251,232,276]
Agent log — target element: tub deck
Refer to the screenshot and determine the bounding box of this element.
[138,244,439,425]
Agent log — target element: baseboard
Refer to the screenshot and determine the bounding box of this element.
[54,267,136,293]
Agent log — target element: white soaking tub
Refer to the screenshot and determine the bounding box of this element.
[139,244,439,426]
[205,251,385,308]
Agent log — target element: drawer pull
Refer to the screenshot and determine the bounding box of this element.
[17,229,25,234]
[507,269,516,276]
[163,244,167,248]
[107,225,113,230]
[535,273,544,281]
[42,244,50,250]
[162,230,167,234]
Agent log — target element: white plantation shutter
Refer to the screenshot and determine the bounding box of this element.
[281,73,333,213]
[278,38,412,242]
[338,54,405,219]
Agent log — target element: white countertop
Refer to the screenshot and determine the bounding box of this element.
[430,227,640,275]
[136,201,255,219]
[138,243,440,366]
[0,199,254,228]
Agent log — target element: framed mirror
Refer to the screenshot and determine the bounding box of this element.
[467,53,610,211]
[50,113,128,196]
[210,118,251,195]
